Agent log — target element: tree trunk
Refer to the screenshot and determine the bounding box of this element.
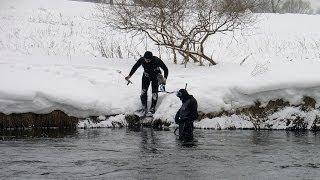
[189,54,199,63]
[172,48,177,64]
[199,54,216,65]
[199,38,216,65]
[185,39,190,64]
[177,47,216,65]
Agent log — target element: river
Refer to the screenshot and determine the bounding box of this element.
[1,128,320,179]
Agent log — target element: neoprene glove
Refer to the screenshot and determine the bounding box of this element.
[162,78,167,85]
[125,75,131,81]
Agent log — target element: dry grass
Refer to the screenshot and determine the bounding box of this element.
[3,97,317,130]
[0,110,78,129]
[198,96,320,131]
[199,97,316,120]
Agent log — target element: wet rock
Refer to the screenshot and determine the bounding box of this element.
[125,114,140,128]
[287,116,308,131]
[311,115,320,131]
[163,126,170,131]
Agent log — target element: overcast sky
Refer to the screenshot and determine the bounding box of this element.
[310,0,320,7]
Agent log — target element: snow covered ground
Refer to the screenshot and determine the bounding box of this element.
[1,0,320,130]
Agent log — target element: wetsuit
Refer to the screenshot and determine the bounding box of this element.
[129,56,168,111]
[175,89,198,141]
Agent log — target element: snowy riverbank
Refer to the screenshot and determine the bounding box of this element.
[1,55,319,130]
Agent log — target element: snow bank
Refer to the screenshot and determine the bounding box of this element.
[194,115,254,130]
[264,107,320,130]
[78,114,127,128]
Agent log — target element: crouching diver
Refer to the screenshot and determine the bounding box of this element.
[175,89,198,141]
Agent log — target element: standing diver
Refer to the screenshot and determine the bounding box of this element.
[175,89,198,141]
[125,51,168,116]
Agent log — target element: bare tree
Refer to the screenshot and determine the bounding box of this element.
[281,0,312,14]
[270,0,283,13]
[96,0,255,65]
[96,0,115,4]
[248,0,283,13]
[250,0,272,13]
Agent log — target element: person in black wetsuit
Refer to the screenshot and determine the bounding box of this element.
[175,89,198,141]
[125,51,168,115]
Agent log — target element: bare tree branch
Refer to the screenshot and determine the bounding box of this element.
[96,0,255,65]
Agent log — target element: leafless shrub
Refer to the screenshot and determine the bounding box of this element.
[247,0,283,13]
[281,0,312,14]
[95,0,255,65]
[249,0,312,14]
[96,39,125,58]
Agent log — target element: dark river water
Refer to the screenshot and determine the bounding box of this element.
[1,128,320,180]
